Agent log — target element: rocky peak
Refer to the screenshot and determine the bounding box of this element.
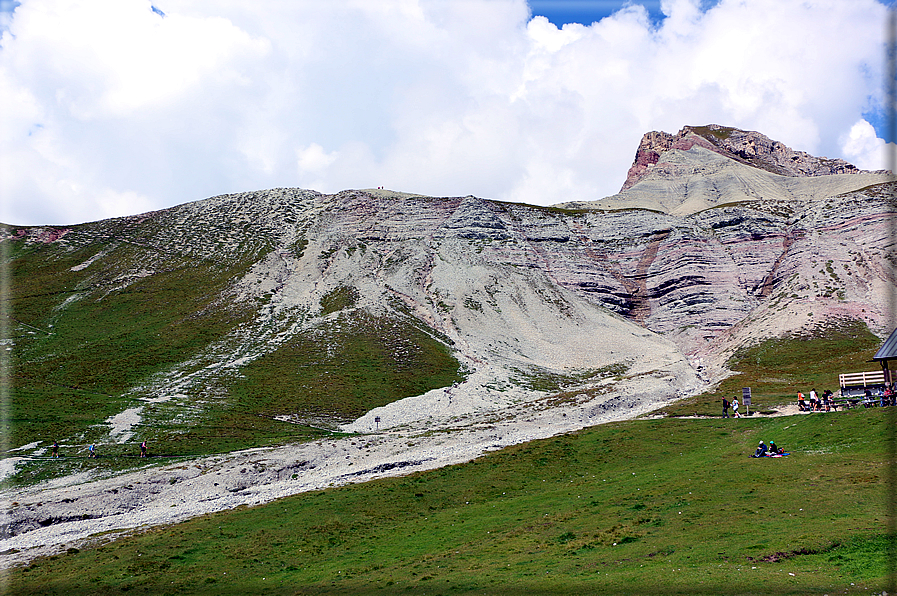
[621,124,884,191]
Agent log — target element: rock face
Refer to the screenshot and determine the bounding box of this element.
[559,125,893,217]
[622,124,884,191]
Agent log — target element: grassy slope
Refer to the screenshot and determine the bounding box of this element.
[657,319,882,417]
[231,310,465,422]
[9,406,892,595]
[6,238,257,451]
[5,237,465,471]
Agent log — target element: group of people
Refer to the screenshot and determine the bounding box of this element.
[862,386,896,407]
[46,440,148,458]
[751,440,785,458]
[797,389,835,411]
[721,396,741,418]
[798,385,897,411]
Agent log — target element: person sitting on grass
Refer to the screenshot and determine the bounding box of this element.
[751,441,768,458]
[768,440,781,455]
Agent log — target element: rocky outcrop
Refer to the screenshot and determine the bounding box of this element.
[621,124,888,191]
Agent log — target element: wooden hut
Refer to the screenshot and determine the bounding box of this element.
[872,327,897,387]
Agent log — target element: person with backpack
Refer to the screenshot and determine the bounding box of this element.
[722,397,730,418]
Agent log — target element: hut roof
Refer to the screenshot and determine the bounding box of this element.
[873,327,897,361]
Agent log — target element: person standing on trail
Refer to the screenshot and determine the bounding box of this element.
[731,397,740,418]
[797,392,806,411]
[140,440,147,458]
[52,440,59,458]
[722,397,730,418]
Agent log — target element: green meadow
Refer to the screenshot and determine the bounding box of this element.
[657,319,883,418]
[8,405,893,595]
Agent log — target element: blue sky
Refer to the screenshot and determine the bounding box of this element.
[530,0,665,26]
[0,0,893,225]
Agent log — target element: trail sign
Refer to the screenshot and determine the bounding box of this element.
[742,388,751,415]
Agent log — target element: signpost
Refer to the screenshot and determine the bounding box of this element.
[742,388,752,416]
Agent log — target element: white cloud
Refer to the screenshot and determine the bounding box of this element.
[840,119,892,171]
[0,0,890,225]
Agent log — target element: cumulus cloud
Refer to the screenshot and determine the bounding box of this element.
[0,0,890,225]
[840,119,893,171]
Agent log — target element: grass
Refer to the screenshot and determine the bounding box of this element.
[511,363,630,393]
[656,319,882,417]
[230,310,465,424]
[689,125,735,141]
[8,406,893,595]
[5,240,255,452]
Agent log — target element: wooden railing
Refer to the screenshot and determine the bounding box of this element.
[839,370,885,389]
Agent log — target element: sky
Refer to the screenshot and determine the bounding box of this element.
[0,0,893,226]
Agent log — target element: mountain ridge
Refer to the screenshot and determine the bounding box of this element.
[2,124,896,564]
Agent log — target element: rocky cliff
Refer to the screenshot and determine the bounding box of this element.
[621,124,885,191]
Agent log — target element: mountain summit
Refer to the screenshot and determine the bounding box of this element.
[556,124,893,216]
[623,124,882,190]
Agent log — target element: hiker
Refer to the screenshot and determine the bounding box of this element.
[797,392,806,411]
[731,397,740,418]
[140,440,147,458]
[809,389,819,411]
[52,440,59,458]
[88,444,96,458]
[722,397,730,418]
[751,441,768,458]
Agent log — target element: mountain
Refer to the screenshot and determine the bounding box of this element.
[3,126,895,459]
[557,124,891,216]
[3,124,896,563]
